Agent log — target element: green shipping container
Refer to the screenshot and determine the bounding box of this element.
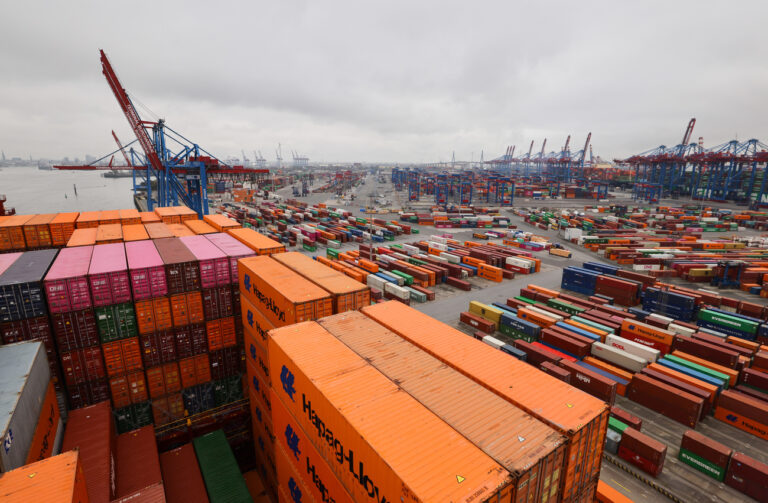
[608,417,628,435]
[411,228,420,234]
[697,309,758,335]
[194,430,253,503]
[113,401,153,434]
[95,302,137,343]
[302,243,317,252]
[390,270,414,285]
[665,354,730,389]
[327,248,339,259]
[546,298,585,316]
[514,296,537,305]
[678,448,727,481]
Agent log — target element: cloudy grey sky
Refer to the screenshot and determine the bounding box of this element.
[1,1,766,163]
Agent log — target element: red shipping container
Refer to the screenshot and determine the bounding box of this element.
[61,401,117,503]
[725,452,768,501]
[459,311,495,333]
[51,309,100,351]
[0,316,60,383]
[715,389,768,437]
[174,323,208,358]
[628,374,703,427]
[159,443,209,503]
[102,337,143,377]
[540,329,591,359]
[209,346,241,381]
[178,354,212,388]
[512,339,562,368]
[558,359,617,405]
[89,243,132,306]
[672,336,739,369]
[640,367,712,418]
[67,378,111,410]
[610,406,642,431]
[61,346,106,386]
[140,330,177,367]
[740,367,768,392]
[154,237,201,294]
[735,384,768,404]
[680,430,732,473]
[202,286,234,320]
[540,361,571,383]
[115,426,162,499]
[618,427,666,477]
[206,317,237,351]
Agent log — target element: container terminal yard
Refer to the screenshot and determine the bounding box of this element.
[3,24,768,503]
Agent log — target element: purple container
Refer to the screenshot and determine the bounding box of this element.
[44,246,94,313]
[204,233,255,284]
[126,240,168,300]
[88,243,131,306]
[179,235,230,288]
[0,252,22,277]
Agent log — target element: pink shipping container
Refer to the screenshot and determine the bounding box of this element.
[204,233,255,284]
[179,235,230,288]
[0,252,22,276]
[89,243,132,306]
[126,240,168,300]
[44,246,94,313]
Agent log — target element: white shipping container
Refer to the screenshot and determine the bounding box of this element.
[482,335,505,350]
[377,271,405,286]
[402,244,420,255]
[384,281,410,301]
[524,306,565,323]
[391,252,410,261]
[366,274,388,290]
[668,324,696,337]
[429,242,448,251]
[430,235,448,244]
[604,335,659,364]
[441,253,460,264]
[632,264,660,271]
[591,341,648,373]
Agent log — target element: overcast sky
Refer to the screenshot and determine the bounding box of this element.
[1,1,766,164]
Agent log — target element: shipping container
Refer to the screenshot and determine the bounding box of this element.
[193,429,252,503]
[125,240,168,300]
[150,393,184,426]
[135,297,173,335]
[160,443,210,503]
[178,353,211,388]
[144,222,174,240]
[168,223,195,237]
[239,256,333,327]
[121,224,149,242]
[227,227,285,255]
[146,362,181,398]
[61,346,106,384]
[269,321,516,503]
[272,252,370,313]
[558,359,617,405]
[22,213,55,249]
[201,286,233,321]
[620,319,675,355]
[591,341,648,373]
[610,406,642,431]
[112,401,153,435]
[180,235,231,287]
[361,301,608,502]
[0,342,51,472]
[184,219,218,235]
[715,389,768,440]
[25,379,61,465]
[618,427,667,477]
[605,334,660,363]
[678,430,732,481]
[0,214,34,251]
[66,379,111,410]
[109,370,148,409]
[640,368,712,418]
[153,238,201,294]
[95,223,122,244]
[0,450,89,503]
[173,323,208,359]
[115,425,162,498]
[44,246,93,314]
[628,374,703,427]
[170,291,205,327]
[203,214,242,232]
[88,243,131,307]
[49,213,79,246]
[66,228,97,247]
[61,401,116,503]
[102,337,142,376]
[725,452,768,502]
[0,249,58,322]
[139,329,176,367]
[204,232,256,282]
[319,311,568,503]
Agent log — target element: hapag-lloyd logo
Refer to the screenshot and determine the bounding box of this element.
[243,273,286,322]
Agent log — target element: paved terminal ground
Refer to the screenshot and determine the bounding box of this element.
[263,173,768,502]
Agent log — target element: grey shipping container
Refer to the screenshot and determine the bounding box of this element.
[0,249,58,322]
[0,341,51,471]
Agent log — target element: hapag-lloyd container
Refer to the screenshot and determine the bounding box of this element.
[204,232,255,282]
[268,321,515,503]
[0,450,89,503]
[270,391,354,503]
[319,311,568,503]
[180,235,231,288]
[362,301,609,503]
[159,443,209,503]
[44,246,93,313]
[0,342,51,472]
[241,294,273,383]
[125,240,168,300]
[239,256,333,327]
[272,252,371,313]
[115,425,162,498]
[88,243,131,307]
[0,249,58,322]
[714,389,768,440]
[61,401,117,503]
[153,238,201,294]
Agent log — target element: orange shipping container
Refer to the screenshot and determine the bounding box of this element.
[171,205,197,222]
[362,301,609,502]
[95,223,123,244]
[109,371,149,409]
[50,212,80,246]
[517,307,558,328]
[76,211,101,228]
[118,208,141,225]
[23,213,56,248]
[154,206,181,224]
[620,319,675,349]
[146,362,181,398]
[178,354,211,388]
[135,297,173,335]
[205,317,236,350]
[170,292,204,327]
[647,363,718,408]
[151,393,185,425]
[144,222,174,240]
[98,210,120,225]
[671,351,739,387]
[271,252,370,313]
[25,380,61,465]
[184,219,217,235]
[102,337,143,376]
[66,228,97,247]
[241,295,273,383]
[268,321,515,503]
[0,450,89,503]
[0,214,34,251]
[167,223,195,237]
[239,256,333,327]
[227,227,284,255]
[319,311,568,503]
[139,211,161,224]
[203,214,241,232]
[122,224,149,242]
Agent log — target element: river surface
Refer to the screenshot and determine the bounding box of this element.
[0,166,136,214]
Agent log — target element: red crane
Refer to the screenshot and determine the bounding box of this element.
[112,130,132,167]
